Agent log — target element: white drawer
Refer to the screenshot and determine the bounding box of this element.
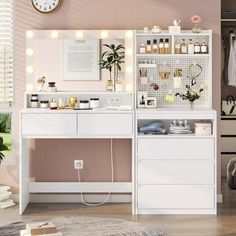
[221,120,236,135]
[138,138,214,160]
[22,114,77,135]
[138,185,215,209]
[138,161,214,184]
[221,137,236,152]
[78,114,133,135]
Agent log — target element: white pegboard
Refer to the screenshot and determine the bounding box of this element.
[137,56,209,106]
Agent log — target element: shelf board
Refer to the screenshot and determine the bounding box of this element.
[136,53,209,57]
[136,30,212,36]
[24,91,134,95]
[137,134,214,139]
[221,19,236,22]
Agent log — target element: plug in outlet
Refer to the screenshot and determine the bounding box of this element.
[74,160,83,169]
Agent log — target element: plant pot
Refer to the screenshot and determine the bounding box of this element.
[192,23,201,33]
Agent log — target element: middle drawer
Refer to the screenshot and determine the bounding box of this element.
[138,161,215,185]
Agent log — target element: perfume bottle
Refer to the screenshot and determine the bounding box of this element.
[146,40,152,53]
[188,39,195,54]
[152,39,158,54]
[164,39,170,54]
[180,39,188,54]
[139,42,146,54]
[175,38,181,54]
[194,38,201,54]
[159,39,164,54]
[201,38,208,54]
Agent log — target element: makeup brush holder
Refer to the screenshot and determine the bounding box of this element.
[158,63,172,79]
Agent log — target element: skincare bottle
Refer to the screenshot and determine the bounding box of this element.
[146,40,152,53]
[175,39,181,54]
[164,39,170,54]
[152,39,158,54]
[159,39,164,54]
[201,38,208,54]
[180,39,188,54]
[139,42,146,54]
[194,38,201,54]
[188,39,195,54]
[50,98,57,110]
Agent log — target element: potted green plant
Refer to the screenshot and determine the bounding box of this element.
[175,84,204,109]
[0,137,8,164]
[99,44,125,92]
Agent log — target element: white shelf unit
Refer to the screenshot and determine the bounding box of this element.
[135,30,213,108]
[135,109,217,214]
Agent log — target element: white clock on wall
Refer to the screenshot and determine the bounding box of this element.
[31,0,62,13]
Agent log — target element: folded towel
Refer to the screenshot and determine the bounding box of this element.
[227,158,236,176]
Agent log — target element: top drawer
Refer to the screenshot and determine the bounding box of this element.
[138,138,214,160]
[221,120,236,135]
[22,114,77,135]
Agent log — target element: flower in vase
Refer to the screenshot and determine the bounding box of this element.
[191,15,202,24]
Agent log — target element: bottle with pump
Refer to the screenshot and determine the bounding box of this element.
[194,38,201,54]
[164,39,170,54]
[152,39,158,54]
[139,42,146,54]
[201,38,208,54]
[159,39,164,54]
[188,39,195,54]
[180,39,188,54]
[146,40,152,53]
[175,39,181,54]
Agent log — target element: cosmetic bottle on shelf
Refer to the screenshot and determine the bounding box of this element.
[139,42,146,54]
[146,40,152,53]
[159,39,165,54]
[180,39,188,54]
[201,38,208,54]
[164,39,170,54]
[175,39,181,54]
[194,38,201,54]
[188,39,195,54]
[152,39,158,54]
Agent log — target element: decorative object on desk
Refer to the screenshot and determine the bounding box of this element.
[169,119,192,134]
[137,91,148,108]
[158,63,172,79]
[139,121,168,135]
[145,97,157,108]
[115,77,123,92]
[99,44,125,92]
[79,100,90,109]
[150,83,159,91]
[151,25,162,34]
[143,26,149,33]
[58,97,66,108]
[173,68,183,88]
[139,69,148,85]
[68,97,77,108]
[175,84,204,109]
[49,99,58,110]
[0,137,8,164]
[36,76,45,92]
[47,82,57,92]
[222,95,236,116]
[188,63,202,86]
[169,19,181,34]
[191,15,202,33]
[194,122,212,135]
[164,90,175,104]
[89,98,100,109]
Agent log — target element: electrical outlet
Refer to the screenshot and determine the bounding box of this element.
[74,160,83,169]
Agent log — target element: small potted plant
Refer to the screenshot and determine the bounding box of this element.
[99,44,125,92]
[191,15,202,33]
[0,137,8,164]
[175,84,204,109]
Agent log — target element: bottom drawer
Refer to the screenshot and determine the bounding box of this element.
[138,185,215,209]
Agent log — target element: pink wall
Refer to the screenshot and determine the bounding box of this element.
[0,0,221,194]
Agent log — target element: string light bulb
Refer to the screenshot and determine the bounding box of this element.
[100,31,108,39]
[26,83,34,91]
[51,31,59,38]
[26,66,34,74]
[26,48,34,56]
[126,31,133,38]
[76,31,84,38]
[126,48,133,56]
[26,31,34,39]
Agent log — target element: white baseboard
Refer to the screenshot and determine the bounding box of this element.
[217,194,223,203]
[29,194,132,203]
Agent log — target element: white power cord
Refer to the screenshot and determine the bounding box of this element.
[77,139,114,206]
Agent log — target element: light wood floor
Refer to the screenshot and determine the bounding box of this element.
[1,179,236,236]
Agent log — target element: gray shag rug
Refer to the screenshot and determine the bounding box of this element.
[0,216,165,236]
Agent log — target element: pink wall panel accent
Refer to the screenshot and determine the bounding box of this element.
[0,0,221,194]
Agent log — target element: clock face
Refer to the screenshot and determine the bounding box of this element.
[31,0,61,13]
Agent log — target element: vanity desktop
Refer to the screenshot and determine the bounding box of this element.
[20,30,217,215]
